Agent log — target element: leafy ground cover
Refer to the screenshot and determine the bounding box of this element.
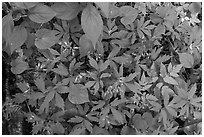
[2,2,202,135]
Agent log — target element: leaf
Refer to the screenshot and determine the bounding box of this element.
[92,100,105,111]
[55,93,65,111]
[132,114,148,131]
[52,63,68,76]
[81,4,103,48]
[188,83,196,99]
[11,58,29,74]
[14,2,38,9]
[9,26,27,54]
[120,6,138,25]
[79,34,94,58]
[95,2,109,18]
[17,82,29,93]
[153,23,165,37]
[52,2,82,20]
[68,116,84,123]
[111,98,127,106]
[29,4,56,23]
[51,122,65,134]
[39,89,56,114]
[34,76,45,93]
[69,127,86,135]
[68,83,90,104]
[163,76,178,85]
[84,81,96,88]
[29,92,45,101]
[150,14,163,24]
[84,120,93,133]
[56,86,70,94]
[88,56,98,70]
[125,82,141,94]
[13,93,27,104]
[35,29,60,49]
[2,13,14,44]
[111,107,124,124]
[32,123,44,134]
[178,53,194,68]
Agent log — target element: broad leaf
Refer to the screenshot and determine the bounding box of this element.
[178,53,194,68]
[153,23,165,37]
[95,2,109,18]
[11,58,29,74]
[68,83,89,104]
[111,107,124,124]
[79,34,94,58]
[81,4,103,48]
[29,4,56,23]
[51,121,65,134]
[52,2,82,20]
[132,114,148,131]
[2,13,14,44]
[120,6,138,25]
[35,29,60,49]
[9,26,27,54]
[163,76,178,85]
[14,2,38,9]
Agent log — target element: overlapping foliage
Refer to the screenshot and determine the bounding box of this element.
[2,2,202,135]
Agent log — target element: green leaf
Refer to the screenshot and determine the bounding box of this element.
[32,123,44,134]
[13,93,27,104]
[29,4,56,23]
[69,127,86,135]
[84,81,96,88]
[35,29,60,49]
[111,98,127,107]
[84,120,93,133]
[95,2,109,18]
[17,82,29,93]
[142,112,153,126]
[52,2,82,20]
[11,58,29,74]
[56,85,70,94]
[79,34,94,58]
[55,93,65,111]
[81,4,103,48]
[150,14,163,24]
[99,60,110,72]
[178,53,194,68]
[120,6,138,25]
[68,83,90,104]
[92,100,105,111]
[163,76,178,85]
[9,26,27,54]
[125,82,141,94]
[34,76,45,93]
[88,56,98,70]
[188,83,197,99]
[52,63,68,76]
[111,107,125,124]
[29,92,45,101]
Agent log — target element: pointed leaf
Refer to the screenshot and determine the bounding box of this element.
[111,107,124,124]
[11,58,29,74]
[88,56,98,70]
[55,93,65,111]
[188,84,197,99]
[120,6,138,25]
[52,2,82,20]
[153,24,165,37]
[68,116,84,123]
[163,76,178,85]
[34,76,45,93]
[81,4,103,48]
[29,4,56,23]
[79,34,94,58]
[52,63,68,76]
[51,121,65,134]
[95,2,109,18]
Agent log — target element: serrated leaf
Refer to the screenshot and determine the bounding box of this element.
[99,60,110,72]
[120,6,138,25]
[52,2,82,20]
[188,84,197,99]
[55,93,65,111]
[160,63,167,77]
[13,93,27,104]
[56,85,70,94]
[79,34,94,58]
[125,82,141,94]
[81,4,103,48]
[163,76,178,85]
[29,92,45,101]
[124,72,137,82]
[166,106,177,117]
[9,26,27,54]
[132,114,148,131]
[92,100,105,111]
[95,2,109,18]
[84,120,93,133]
[68,116,84,123]
[39,90,56,114]
[68,83,89,104]
[34,76,45,93]
[35,29,60,49]
[69,127,86,135]
[111,98,127,106]
[88,56,98,70]
[111,107,124,124]
[52,63,68,76]
[11,58,29,74]
[29,4,56,23]
[178,53,194,68]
